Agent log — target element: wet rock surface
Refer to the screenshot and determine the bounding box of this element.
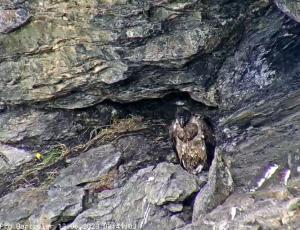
[0,0,299,229]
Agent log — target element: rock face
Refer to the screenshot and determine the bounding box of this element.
[53,144,121,187]
[192,149,234,221]
[0,0,299,229]
[0,8,31,34]
[29,187,86,230]
[275,0,300,22]
[0,144,33,173]
[0,187,47,226]
[181,187,300,230]
[216,4,300,191]
[62,163,203,230]
[0,104,121,149]
[0,0,257,108]
[115,134,177,183]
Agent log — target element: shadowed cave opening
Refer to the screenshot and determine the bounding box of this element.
[101,91,218,171]
[0,91,218,199]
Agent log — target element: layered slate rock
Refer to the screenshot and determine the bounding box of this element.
[116,134,177,183]
[53,144,121,187]
[0,0,299,229]
[0,187,47,226]
[0,0,257,108]
[275,0,300,22]
[0,109,76,148]
[215,6,300,191]
[0,144,33,173]
[62,163,203,230]
[145,163,204,205]
[181,175,300,230]
[0,8,31,33]
[29,187,86,230]
[192,150,234,221]
[0,105,120,148]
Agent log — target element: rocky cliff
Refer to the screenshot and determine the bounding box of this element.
[0,0,299,229]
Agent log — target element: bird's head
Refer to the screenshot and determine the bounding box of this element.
[176,107,191,128]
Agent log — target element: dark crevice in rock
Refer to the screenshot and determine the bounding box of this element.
[1,90,214,151]
[179,190,202,224]
[53,189,91,230]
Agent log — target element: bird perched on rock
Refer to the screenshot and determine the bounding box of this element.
[170,107,215,174]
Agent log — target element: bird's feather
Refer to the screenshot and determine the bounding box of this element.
[170,113,214,174]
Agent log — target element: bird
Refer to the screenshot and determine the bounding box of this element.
[170,107,215,174]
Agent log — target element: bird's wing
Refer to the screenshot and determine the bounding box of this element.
[196,116,215,145]
[185,123,199,141]
[169,121,185,164]
[169,120,177,151]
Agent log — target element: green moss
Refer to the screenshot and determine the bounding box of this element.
[11,145,69,188]
[288,198,300,212]
[41,147,64,166]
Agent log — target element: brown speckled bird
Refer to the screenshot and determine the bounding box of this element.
[170,107,215,174]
